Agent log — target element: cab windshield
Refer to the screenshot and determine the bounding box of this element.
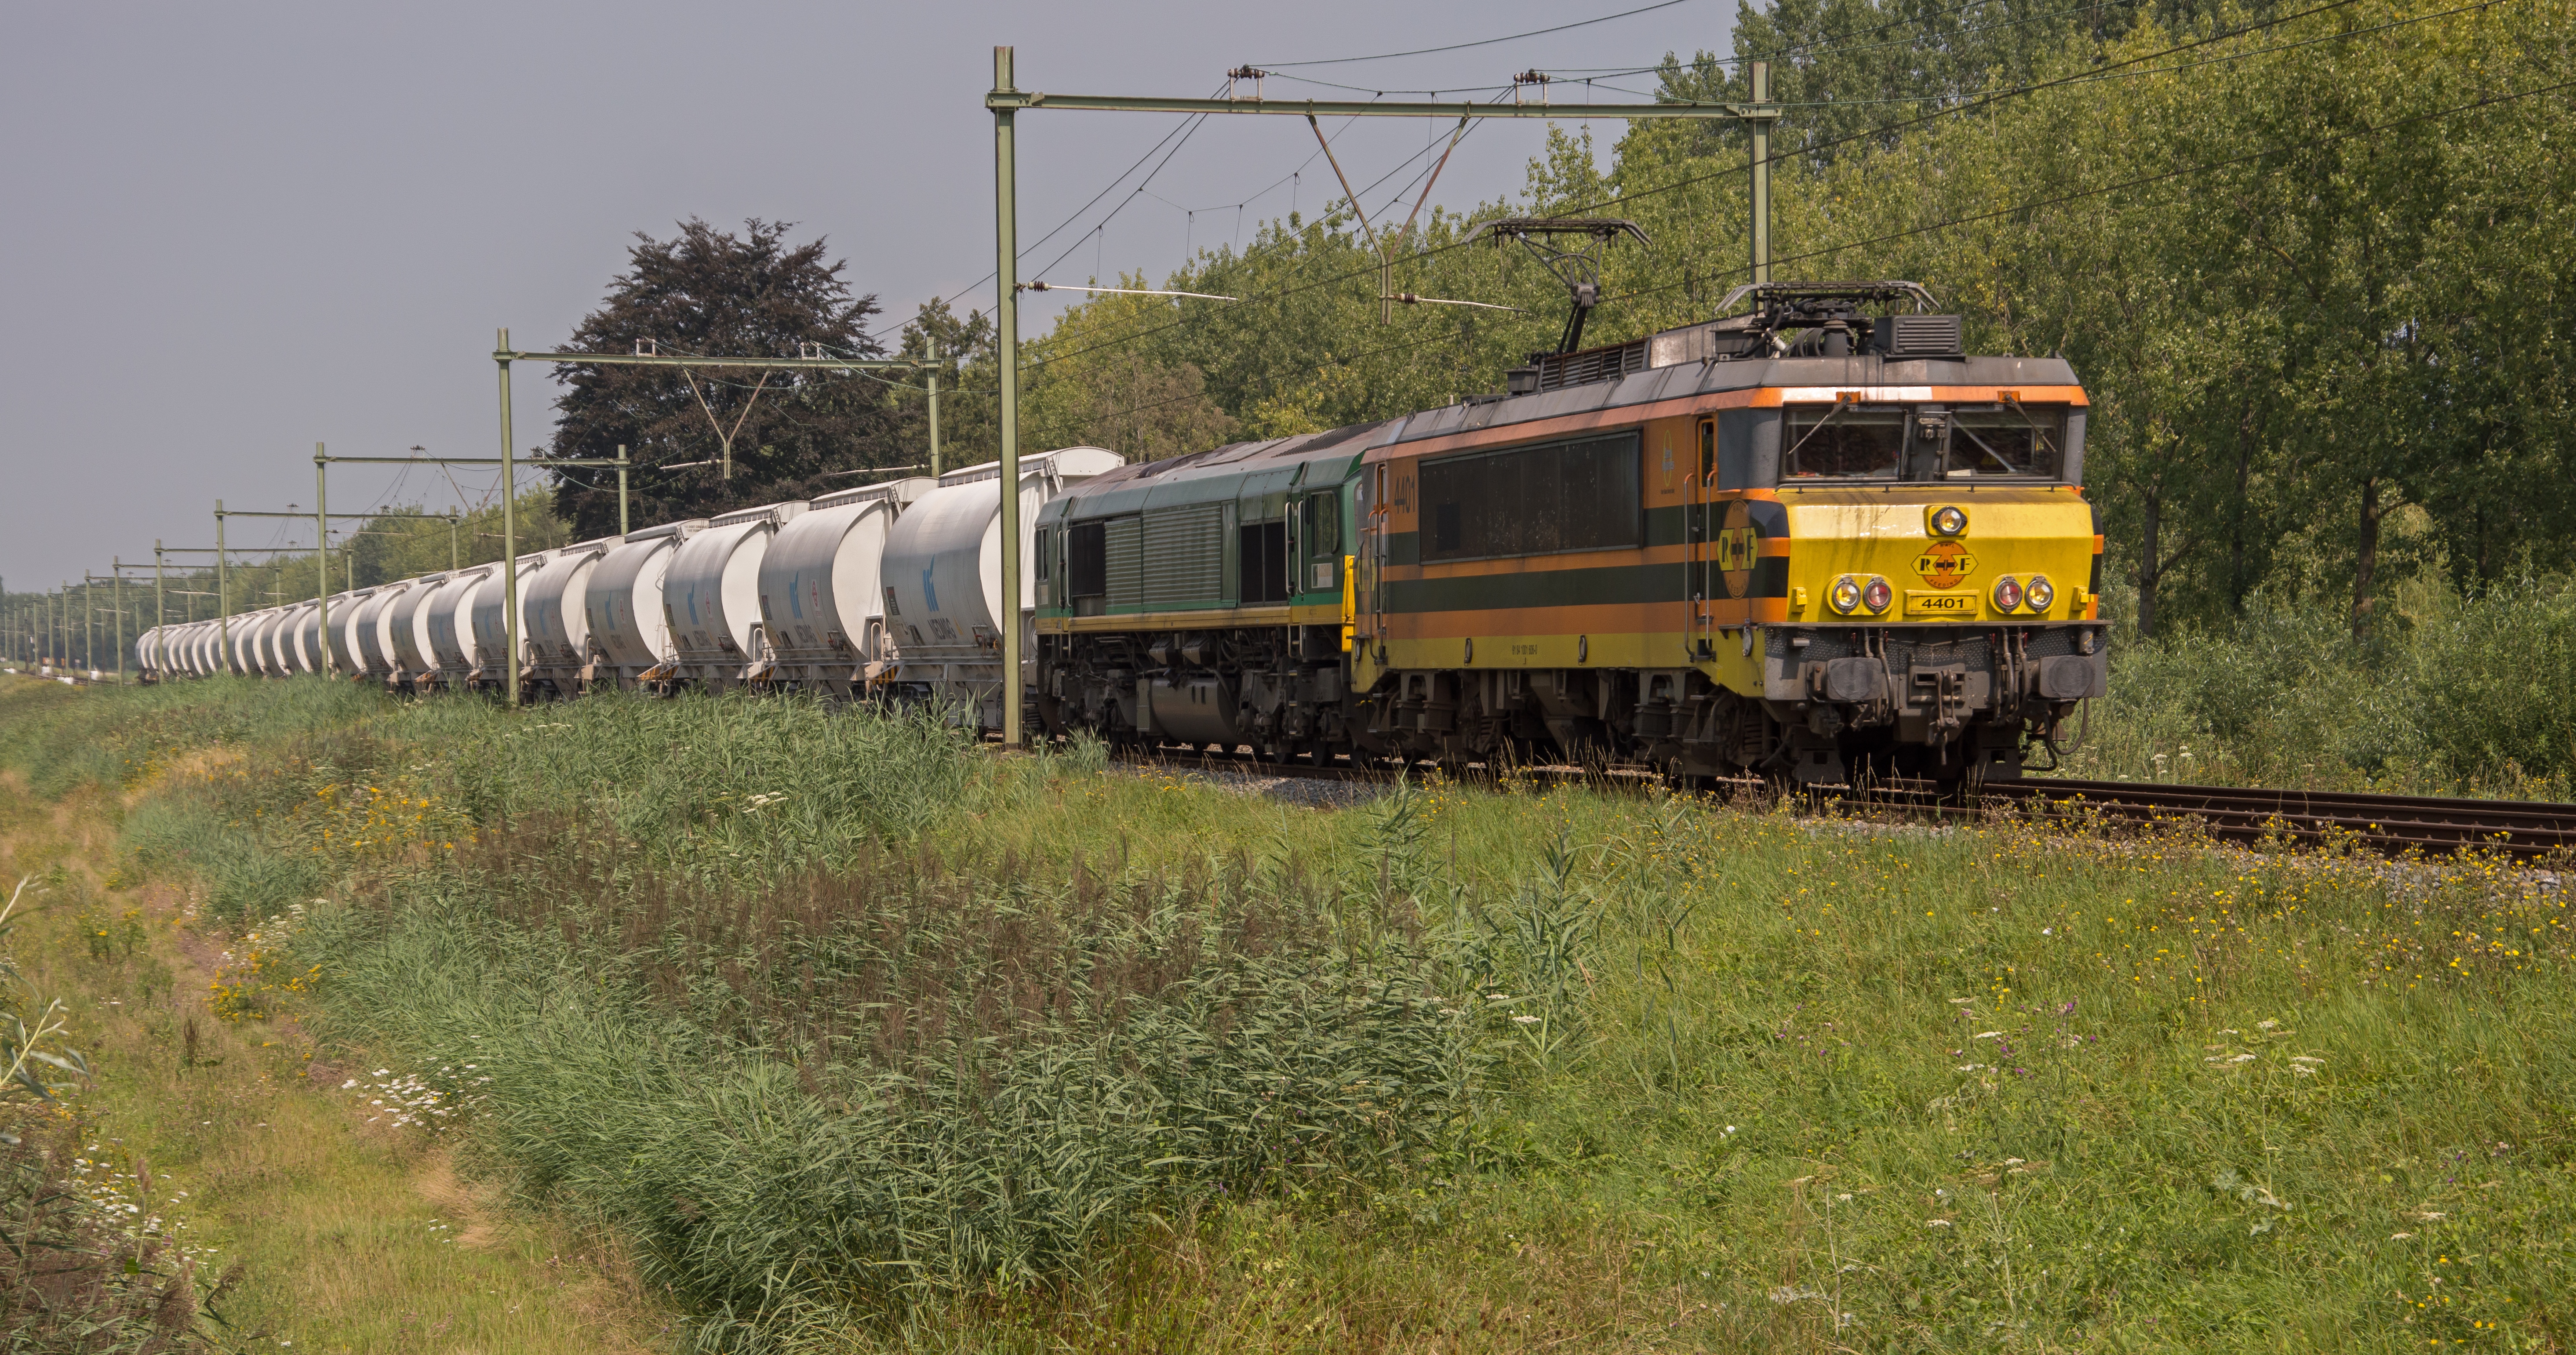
[1946,405,2065,478]
[1783,405,1906,479]
[1781,402,2068,481]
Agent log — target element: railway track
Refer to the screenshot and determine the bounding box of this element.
[1115,745,2576,861]
[1977,777,2576,860]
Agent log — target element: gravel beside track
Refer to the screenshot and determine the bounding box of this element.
[1987,777,2576,858]
[1112,744,2576,860]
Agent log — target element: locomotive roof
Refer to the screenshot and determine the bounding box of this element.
[1054,349,2082,518]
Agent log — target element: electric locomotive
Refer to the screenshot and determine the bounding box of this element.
[1037,279,2107,786]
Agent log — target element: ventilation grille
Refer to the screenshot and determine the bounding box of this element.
[1141,504,1225,609]
[1873,314,1963,358]
[1535,338,1650,392]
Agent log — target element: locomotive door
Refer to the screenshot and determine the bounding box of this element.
[1686,418,1717,660]
[1357,462,1389,671]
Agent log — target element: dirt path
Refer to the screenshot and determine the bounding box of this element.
[0,769,672,1354]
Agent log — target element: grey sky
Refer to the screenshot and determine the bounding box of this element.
[0,0,1733,587]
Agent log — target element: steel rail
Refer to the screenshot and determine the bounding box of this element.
[1987,777,2576,858]
[1107,745,2576,860]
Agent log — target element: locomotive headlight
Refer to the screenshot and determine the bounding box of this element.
[1830,575,1865,615]
[1861,575,1894,614]
[1928,505,1969,536]
[1992,576,2023,612]
[2023,574,2054,613]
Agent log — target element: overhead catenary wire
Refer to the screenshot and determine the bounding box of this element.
[879,0,1782,327]
[1584,73,2575,310]
[1027,105,1221,283]
[868,81,1234,341]
[740,0,2509,471]
[1007,0,2423,378]
[1522,0,2513,111]
[1253,0,1703,68]
[1043,65,2562,438]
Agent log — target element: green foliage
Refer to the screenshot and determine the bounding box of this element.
[12,673,2576,1348]
[886,296,999,469]
[395,689,982,877]
[2077,571,2576,795]
[297,839,1478,1328]
[997,0,2576,643]
[0,1118,213,1351]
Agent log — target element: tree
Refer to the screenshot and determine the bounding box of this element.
[1022,274,1238,461]
[886,297,999,471]
[540,220,906,539]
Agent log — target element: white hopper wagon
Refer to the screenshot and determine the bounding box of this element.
[356,582,412,683]
[586,521,702,690]
[289,603,327,675]
[215,613,244,675]
[423,569,491,688]
[327,588,377,676]
[467,552,552,693]
[234,611,276,676]
[267,603,309,674]
[389,574,448,689]
[879,447,1123,730]
[662,503,805,691]
[242,610,274,675]
[523,540,616,697]
[755,477,935,696]
[277,604,314,674]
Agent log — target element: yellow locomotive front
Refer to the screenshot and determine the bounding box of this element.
[1733,383,2105,786]
[1352,282,2107,788]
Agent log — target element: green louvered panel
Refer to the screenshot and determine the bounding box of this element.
[1142,503,1226,610]
[1105,515,1143,610]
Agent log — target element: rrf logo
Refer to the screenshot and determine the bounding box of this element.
[1715,526,1758,573]
[1914,539,1977,589]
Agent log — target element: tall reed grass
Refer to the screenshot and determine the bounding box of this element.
[18,657,2576,1349]
[295,818,1487,1334]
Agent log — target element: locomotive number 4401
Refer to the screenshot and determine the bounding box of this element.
[1906,591,1977,615]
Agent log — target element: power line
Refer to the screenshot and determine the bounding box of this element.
[957,69,2573,468]
[1592,72,2575,313]
[1030,108,1216,282]
[1255,0,1703,68]
[870,81,1232,340]
[1541,0,2512,111]
[1013,0,2396,377]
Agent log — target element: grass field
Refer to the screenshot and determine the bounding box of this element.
[1,670,2570,1351]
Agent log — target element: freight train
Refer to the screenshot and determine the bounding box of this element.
[134,282,2106,788]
